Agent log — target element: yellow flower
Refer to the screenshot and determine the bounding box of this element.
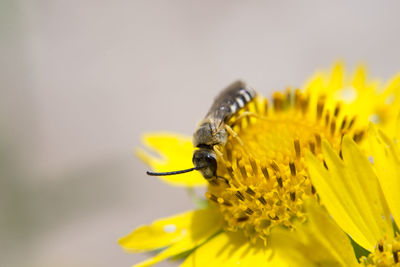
[119,63,400,266]
[304,126,400,266]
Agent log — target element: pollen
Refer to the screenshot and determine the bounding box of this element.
[360,236,400,267]
[205,89,366,243]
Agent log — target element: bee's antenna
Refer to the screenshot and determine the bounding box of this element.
[146,166,203,176]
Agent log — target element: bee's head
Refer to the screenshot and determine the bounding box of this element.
[192,148,217,179]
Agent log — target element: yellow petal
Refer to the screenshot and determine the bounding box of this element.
[352,64,366,90]
[119,208,222,255]
[304,62,344,96]
[304,71,325,95]
[368,125,400,227]
[327,62,344,93]
[306,150,371,250]
[137,132,207,187]
[271,201,359,267]
[374,74,400,135]
[340,136,393,239]
[181,231,286,267]
[306,136,393,251]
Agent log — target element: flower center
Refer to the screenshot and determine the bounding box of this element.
[360,236,400,266]
[205,89,366,243]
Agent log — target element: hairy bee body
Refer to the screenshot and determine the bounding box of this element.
[193,80,257,179]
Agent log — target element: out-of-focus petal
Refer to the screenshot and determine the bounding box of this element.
[119,208,222,266]
[137,133,207,187]
[181,231,286,267]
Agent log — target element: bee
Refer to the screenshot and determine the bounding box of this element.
[147,80,257,179]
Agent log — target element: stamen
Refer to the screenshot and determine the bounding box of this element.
[270,161,280,173]
[325,112,330,127]
[206,192,218,203]
[311,185,316,194]
[245,208,254,215]
[317,97,325,120]
[273,92,283,111]
[236,155,241,169]
[269,215,279,220]
[252,99,260,114]
[235,191,245,201]
[289,162,296,176]
[378,242,384,252]
[348,116,356,130]
[258,196,267,205]
[226,166,235,178]
[239,164,248,178]
[353,130,365,143]
[285,89,292,107]
[246,187,256,196]
[315,133,322,148]
[261,165,270,180]
[263,98,269,116]
[276,176,283,188]
[218,198,233,207]
[249,158,258,175]
[299,94,309,114]
[290,192,296,201]
[237,216,249,222]
[330,120,336,135]
[340,116,347,131]
[334,103,341,117]
[309,142,316,154]
[294,139,301,159]
[294,90,302,109]
[225,143,232,162]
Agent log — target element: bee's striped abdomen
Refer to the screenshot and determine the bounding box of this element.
[207,80,256,125]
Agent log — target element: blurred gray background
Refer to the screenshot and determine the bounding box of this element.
[2,1,400,266]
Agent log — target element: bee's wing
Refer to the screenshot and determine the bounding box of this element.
[206,80,256,129]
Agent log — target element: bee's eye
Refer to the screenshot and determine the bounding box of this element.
[205,154,217,173]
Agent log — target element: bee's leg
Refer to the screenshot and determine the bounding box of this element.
[232,111,267,127]
[213,145,224,158]
[209,178,220,186]
[216,175,231,187]
[224,124,244,146]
